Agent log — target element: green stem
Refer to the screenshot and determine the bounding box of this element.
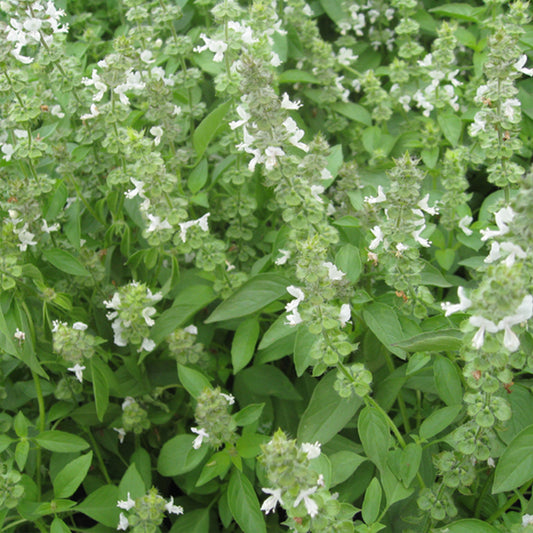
[32,371,46,499]
[85,428,112,484]
[487,477,533,523]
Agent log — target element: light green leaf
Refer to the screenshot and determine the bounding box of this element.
[435,519,500,532]
[157,434,209,477]
[362,477,382,525]
[232,317,260,374]
[294,326,316,377]
[330,451,366,486]
[228,469,266,533]
[193,100,232,158]
[178,364,211,399]
[205,273,290,323]
[395,330,463,352]
[331,102,372,126]
[358,406,390,471]
[51,518,71,533]
[15,440,29,471]
[53,452,93,498]
[196,450,231,487]
[43,249,90,277]
[35,431,89,453]
[437,114,463,147]
[335,244,362,283]
[233,403,265,426]
[169,508,210,533]
[279,70,321,84]
[188,158,209,193]
[493,424,533,494]
[118,464,146,500]
[298,371,362,444]
[75,485,120,528]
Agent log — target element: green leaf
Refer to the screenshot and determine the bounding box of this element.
[331,102,372,126]
[14,412,29,437]
[394,330,463,352]
[0,435,13,453]
[157,434,209,477]
[205,273,290,323]
[420,261,452,287]
[178,364,211,399]
[326,144,344,182]
[298,371,362,444]
[279,70,321,84]
[188,158,209,193]
[53,452,93,498]
[420,405,462,440]
[435,248,456,271]
[237,365,302,401]
[421,147,439,169]
[335,244,362,283]
[358,406,390,471]
[362,477,382,525]
[152,283,216,343]
[406,352,431,375]
[437,114,462,147]
[399,443,422,487]
[436,519,500,532]
[363,303,407,359]
[75,485,120,528]
[258,315,293,350]
[15,440,29,471]
[233,403,265,426]
[493,424,533,494]
[227,469,266,533]
[193,100,232,158]
[236,433,270,459]
[51,518,71,533]
[429,4,483,22]
[319,0,346,23]
[232,317,260,374]
[330,451,366,486]
[434,356,463,406]
[35,431,89,453]
[118,464,146,500]
[169,508,210,533]
[196,450,231,486]
[294,326,316,377]
[90,359,109,422]
[43,249,90,277]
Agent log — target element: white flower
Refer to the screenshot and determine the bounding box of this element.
[469,316,498,349]
[81,69,107,102]
[194,33,227,62]
[184,325,198,335]
[113,427,126,443]
[458,215,473,236]
[172,105,182,116]
[16,224,37,251]
[364,185,386,204]
[117,512,129,531]
[261,488,284,514]
[369,226,383,250]
[301,441,321,459]
[317,474,325,487]
[140,50,155,64]
[264,146,285,170]
[418,194,439,216]
[165,496,184,515]
[339,304,351,328]
[469,113,486,136]
[146,214,172,233]
[270,52,282,67]
[125,178,146,200]
[191,427,209,449]
[283,117,308,152]
[72,322,88,331]
[229,105,250,130]
[286,309,302,326]
[197,213,210,231]
[67,363,86,383]
[41,219,60,233]
[117,493,135,511]
[522,514,533,527]
[80,103,100,121]
[141,307,157,327]
[49,104,64,118]
[480,207,515,241]
[413,225,431,248]
[323,261,345,281]
[220,392,235,405]
[122,397,135,410]
[287,286,305,302]
[502,98,521,121]
[294,486,318,518]
[14,328,26,342]
[514,54,533,77]
[139,337,156,352]
[321,168,332,181]
[487,457,495,468]
[275,249,291,265]
[485,241,526,267]
[1,143,15,161]
[418,53,432,67]
[497,295,533,352]
[337,47,358,66]
[280,92,302,110]
[441,287,472,317]
[150,126,163,146]
[310,184,325,204]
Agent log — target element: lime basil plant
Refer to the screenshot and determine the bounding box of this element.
[0,0,532,532]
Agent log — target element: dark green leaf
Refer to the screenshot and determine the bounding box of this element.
[188,158,209,193]
[279,70,321,84]
[169,508,210,533]
[362,477,382,524]
[158,434,209,476]
[91,359,109,422]
[193,100,232,158]
[294,326,316,377]
[434,356,463,406]
[358,406,390,471]
[237,365,301,401]
[118,464,146,500]
[232,317,260,374]
[233,403,265,426]
[435,519,500,532]
[75,485,120,528]
[420,405,462,440]
[394,330,462,352]
[178,364,211,399]
[331,102,372,126]
[363,303,407,359]
[205,274,290,323]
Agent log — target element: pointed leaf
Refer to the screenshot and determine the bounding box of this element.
[53,452,93,498]
[227,469,266,533]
